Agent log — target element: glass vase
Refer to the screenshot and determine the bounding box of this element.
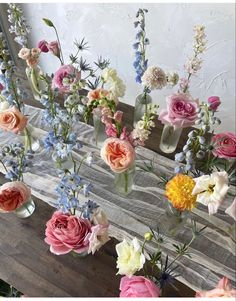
[18,125,41,153]
[52,150,74,172]
[158,202,189,237]
[114,165,135,196]
[133,93,152,127]
[14,198,35,218]
[26,66,45,101]
[159,124,183,154]
[93,114,107,148]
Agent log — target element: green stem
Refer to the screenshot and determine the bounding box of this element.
[23,127,32,153]
[53,25,64,65]
[0,159,8,173]
[30,67,41,95]
[124,170,128,193]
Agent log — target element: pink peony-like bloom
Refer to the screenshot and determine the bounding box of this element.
[0,106,28,133]
[101,137,136,173]
[0,181,31,212]
[45,211,92,255]
[212,132,236,159]
[159,93,199,129]
[52,65,81,93]
[0,83,4,92]
[88,224,110,255]
[196,277,236,297]
[37,40,49,53]
[48,41,60,57]
[208,96,221,111]
[225,198,236,221]
[120,276,160,297]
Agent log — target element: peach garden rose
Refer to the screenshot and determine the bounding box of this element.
[196,277,236,297]
[0,106,28,133]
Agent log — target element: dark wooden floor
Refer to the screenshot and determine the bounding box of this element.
[0,101,197,297]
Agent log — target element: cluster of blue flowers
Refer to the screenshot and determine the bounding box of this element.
[7,3,30,47]
[54,170,98,218]
[174,103,221,174]
[133,8,149,83]
[0,143,34,181]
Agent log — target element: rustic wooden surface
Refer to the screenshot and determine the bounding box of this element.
[0,101,198,297]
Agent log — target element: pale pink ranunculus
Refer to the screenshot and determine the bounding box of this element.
[0,83,4,92]
[225,198,236,221]
[208,96,221,111]
[212,132,236,159]
[159,93,199,129]
[114,110,123,123]
[48,41,60,57]
[45,211,92,255]
[52,65,81,93]
[88,224,110,255]
[26,57,39,67]
[119,276,160,297]
[18,47,31,60]
[0,181,31,212]
[37,40,49,53]
[101,137,136,173]
[196,277,236,297]
[0,106,28,133]
[31,48,41,58]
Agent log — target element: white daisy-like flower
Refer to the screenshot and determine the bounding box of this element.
[192,171,229,215]
[141,66,167,90]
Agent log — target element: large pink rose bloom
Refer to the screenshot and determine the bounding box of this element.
[159,93,199,129]
[120,276,160,297]
[196,277,236,297]
[45,211,92,255]
[101,138,136,173]
[52,65,81,93]
[212,132,236,159]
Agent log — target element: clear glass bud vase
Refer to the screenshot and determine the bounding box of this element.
[158,202,189,237]
[52,150,74,172]
[159,124,182,154]
[18,125,41,153]
[14,197,35,218]
[114,165,135,196]
[133,93,152,127]
[93,114,107,148]
[26,66,45,101]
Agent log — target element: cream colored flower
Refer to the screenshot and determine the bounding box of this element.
[0,100,10,112]
[102,68,126,98]
[116,238,145,277]
[18,47,30,60]
[166,71,179,86]
[192,171,229,215]
[91,207,108,225]
[141,66,167,90]
[88,224,110,254]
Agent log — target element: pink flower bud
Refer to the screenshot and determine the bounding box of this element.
[208,96,221,111]
[48,41,60,57]
[37,40,49,53]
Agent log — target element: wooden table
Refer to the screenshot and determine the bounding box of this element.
[0,101,218,297]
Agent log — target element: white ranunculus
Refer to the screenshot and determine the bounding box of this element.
[102,68,126,98]
[116,238,145,277]
[192,171,229,215]
[88,224,110,255]
[225,198,236,221]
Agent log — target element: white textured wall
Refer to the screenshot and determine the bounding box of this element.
[21,3,235,133]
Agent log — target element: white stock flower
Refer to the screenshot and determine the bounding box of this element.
[141,66,167,90]
[225,198,236,221]
[116,238,145,277]
[102,68,126,98]
[192,171,229,215]
[166,71,179,86]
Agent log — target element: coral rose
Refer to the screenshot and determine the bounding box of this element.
[212,132,236,159]
[120,276,160,297]
[0,106,28,133]
[0,181,31,212]
[159,93,199,129]
[45,211,92,255]
[87,88,110,105]
[196,277,236,297]
[101,138,136,173]
[52,65,81,93]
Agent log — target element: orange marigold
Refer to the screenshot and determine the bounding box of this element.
[165,174,197,211]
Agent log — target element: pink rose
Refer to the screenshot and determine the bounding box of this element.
[48,41,60,57]
[88,224,110,254]
[120,276,160,297]
[159,93,199,129]
[45,211,92,255]
[225,198,236,221]
[37,40,49,53]
[0,106,28,133]
[0,181,31,212]
[196,277,236,297]
[0,83,4,92]
[208,96,221,111]
[101,138,136,173]
[52,65,81,93]
[18,47,31,60]
[212,132,236,159]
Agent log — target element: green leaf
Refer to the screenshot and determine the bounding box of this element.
[42,18,54,27]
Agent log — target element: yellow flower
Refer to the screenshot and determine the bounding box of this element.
[165,174,197,211]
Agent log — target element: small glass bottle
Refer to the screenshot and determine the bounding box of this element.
[114,165,135,196]
[26,66,45,101]
[18,125,41,153]
[14,197,35,218]
[52,150,74,172]
[133,93,152,127]
[159,124,183,154]
[93,114,107,148]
